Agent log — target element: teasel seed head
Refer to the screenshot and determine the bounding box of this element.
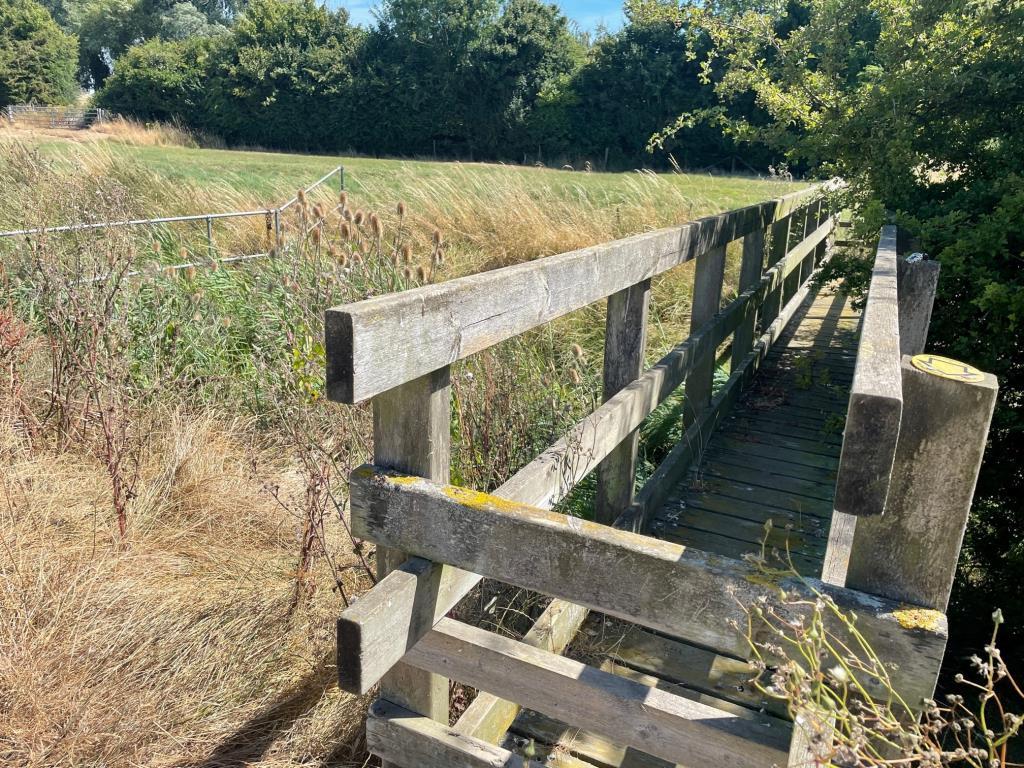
[340,222,352,240]
[572,343,585,360]
[297,189,306,204]
[402,266,413,281]
[401,243,413,263]
[339,190,348,206]
[416,265,427,282]
[354,210,365,226]
[569,368,582,385]
[370,213,383,239]
[396,200,406,217]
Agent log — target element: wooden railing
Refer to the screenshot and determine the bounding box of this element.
[324,196,961,768]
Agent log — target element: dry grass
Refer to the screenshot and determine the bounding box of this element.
[89,117,204,148]
[0,406,373,768]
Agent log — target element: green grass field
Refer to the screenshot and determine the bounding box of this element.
[21,133,799,220]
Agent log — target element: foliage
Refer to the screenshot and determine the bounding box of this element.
[94,0,781,170]
[95,38,208,123]
[740,549,1022,766]
[671,0,1024,664]
[0,0,79,107]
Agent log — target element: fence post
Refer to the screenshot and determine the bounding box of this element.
[731,227,765,372]
[897,258,940,356]
[273,209,282,250]
[845,355,997,612]
[595,279,650,526]
[372,369,452,766]
[760,214,792,331]
[339,166,345,194]
[685,245,726,427]
[205,216,214,258]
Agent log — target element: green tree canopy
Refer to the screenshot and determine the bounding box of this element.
[671,0,1024,655]
[0,0,79,107]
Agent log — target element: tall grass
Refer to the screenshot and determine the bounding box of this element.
[0,140,794,767]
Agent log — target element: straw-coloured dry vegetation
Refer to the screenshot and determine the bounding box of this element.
[0,134,798,767]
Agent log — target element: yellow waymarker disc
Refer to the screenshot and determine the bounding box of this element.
[911,354,985,383]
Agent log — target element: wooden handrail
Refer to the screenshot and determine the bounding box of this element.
[834,225,903,517]
[326,187,817,403]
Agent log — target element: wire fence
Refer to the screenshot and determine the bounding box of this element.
[0,165,346,276]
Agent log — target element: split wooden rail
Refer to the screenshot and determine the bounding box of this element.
[324,197,996,767]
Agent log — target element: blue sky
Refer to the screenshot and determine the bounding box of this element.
[332,2,627,32]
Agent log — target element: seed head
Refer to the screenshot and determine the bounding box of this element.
[416,265,427,282]
[401,243,412,263]
[572,343,585,360]
[397,201,406,217]
[569,368,582,385]
[297,189,306,204]
[370,213,383,239]
[340,222,352,240]
[339,191,348,206]
[354,210,365,226]
[402,266,413,281]
[432,229,443,246]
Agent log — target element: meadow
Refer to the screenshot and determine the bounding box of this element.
[0,125,800,768]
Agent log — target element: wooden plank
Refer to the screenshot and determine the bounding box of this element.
[716,426,841,457]
[685,245,727,423]
[711,436,839,468]
[896,258,940,356]
[327,189,818,403]
[508,660,789,768]
[406,618,791,768]
[454,599,589,743]
[500,732,597,768]
[821,510,855,587]
[681,474,834,517]
[366,699,547,768]
[731,228,765,372]
[833,226,903,517]
[659,492,831,529]
[696,459,836,502]
[585,624,786,717]
[596,280,651,525]
[657,501,828,554]
[351,468,948,705]
[655,527,822,575]
[372,370,451,743]
[703,448,838,484]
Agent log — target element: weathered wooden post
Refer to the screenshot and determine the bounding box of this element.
[684,245,726,427]
[846,354,997,611]
[595,280,650,525]
[731,228,766,373]
[371,369,452,766]
[897,258,940,356]
[760,213,792,330]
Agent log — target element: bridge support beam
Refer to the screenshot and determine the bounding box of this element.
[846,355,997,611]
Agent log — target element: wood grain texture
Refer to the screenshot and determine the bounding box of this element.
[834,226,903,517]
[731,228,766,372]
[327,189,819,403]
[371,370,452,743]
[896,258,940,356]
[350,466,947,705]
[366,700,546,768]
[406,618,791,768]
[847,358,998,611]
[685,245,727,424]
[596,280,651,525]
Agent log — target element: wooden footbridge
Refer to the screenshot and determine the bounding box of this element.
[324,188,998,767]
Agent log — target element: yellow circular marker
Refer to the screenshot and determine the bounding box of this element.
[911,354,985,383]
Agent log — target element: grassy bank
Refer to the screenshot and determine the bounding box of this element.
[0,130,801,767]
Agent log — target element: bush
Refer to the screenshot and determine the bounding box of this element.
[0,0,78,107]
[96,38,208,124]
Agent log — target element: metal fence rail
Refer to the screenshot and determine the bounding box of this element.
[4,104,109,129]
[0,165,346,270]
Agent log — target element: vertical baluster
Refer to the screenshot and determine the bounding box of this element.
[685,245,726,428]
[595,279,650,526]
[731,228,766,372]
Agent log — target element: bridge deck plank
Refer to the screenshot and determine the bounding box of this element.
[496,286,864,768]
[652,287,861,573]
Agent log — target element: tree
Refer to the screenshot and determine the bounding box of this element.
[0,0,79,107]
[462,0,583,157]
[200,0,361,149]
[358,0,499,156]
[671,0,1024,661]
[95,36,207,122]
